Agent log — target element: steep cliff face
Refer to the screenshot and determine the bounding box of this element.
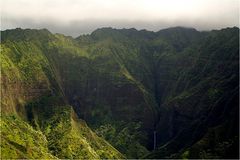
[1,27,239,159]
[42,31,157,158]
[146,27,239,158]
[0,29,124,159]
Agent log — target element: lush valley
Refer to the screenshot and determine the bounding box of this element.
[0,27,239,159]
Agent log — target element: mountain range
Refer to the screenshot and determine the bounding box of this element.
[1,26,239,159]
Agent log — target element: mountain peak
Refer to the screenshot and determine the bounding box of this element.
[1,28,52,42]
[158,26,198,33]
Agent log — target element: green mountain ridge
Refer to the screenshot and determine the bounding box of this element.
[0,29,124,159]
[1,26,239,159]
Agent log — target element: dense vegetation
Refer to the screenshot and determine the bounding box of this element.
[1,26,239,159]
[0,29,123,159]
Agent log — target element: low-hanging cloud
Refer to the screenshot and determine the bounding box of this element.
[1,0,239,37]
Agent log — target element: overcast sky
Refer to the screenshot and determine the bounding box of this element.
[1,0,239,37]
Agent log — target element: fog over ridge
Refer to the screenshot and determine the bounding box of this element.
[1,0,239,37]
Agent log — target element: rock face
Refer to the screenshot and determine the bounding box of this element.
[1,27,239,159]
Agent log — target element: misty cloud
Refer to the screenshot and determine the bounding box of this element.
[1,0,239,37]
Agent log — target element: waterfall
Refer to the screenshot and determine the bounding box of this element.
[153,130,157,150]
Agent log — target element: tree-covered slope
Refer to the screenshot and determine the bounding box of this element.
[1,115,56,159]
[1,26,239,159]
[0,29,124,159]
